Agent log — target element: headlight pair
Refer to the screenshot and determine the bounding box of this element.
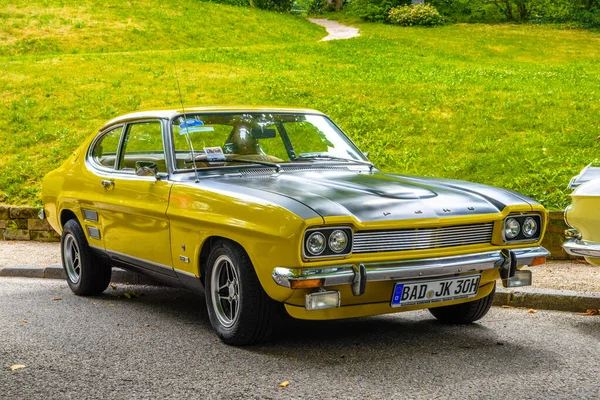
[503,215,541,242]
[304,227,353,258]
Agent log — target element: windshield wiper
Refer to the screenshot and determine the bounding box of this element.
[186,154,281,172]
[295,154,374,170]
[223,157,281,172]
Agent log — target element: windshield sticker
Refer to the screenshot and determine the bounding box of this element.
[179,119,214,135]
[203,146,226,161]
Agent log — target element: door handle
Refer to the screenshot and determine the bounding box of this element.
[101,180,114,189]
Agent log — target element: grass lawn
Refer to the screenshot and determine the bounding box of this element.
[2,1,600,209]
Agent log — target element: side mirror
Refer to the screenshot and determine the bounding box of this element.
[135,161,159,177]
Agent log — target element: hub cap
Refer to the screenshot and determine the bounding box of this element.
[210,255,240,328]
[63,234,81,284]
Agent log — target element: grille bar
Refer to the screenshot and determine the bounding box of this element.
[352,223,494,253]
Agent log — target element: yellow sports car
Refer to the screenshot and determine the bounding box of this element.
[42,107,549,345]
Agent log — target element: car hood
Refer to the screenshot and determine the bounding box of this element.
[212,169,537,223]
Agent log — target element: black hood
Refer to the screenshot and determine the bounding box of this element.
[202,169,537,223]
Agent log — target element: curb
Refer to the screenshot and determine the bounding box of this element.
[1,266,598,313]
[494,287,600,313]
[0,265,162,286]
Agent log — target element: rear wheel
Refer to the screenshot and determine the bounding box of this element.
[61,219,111,296]
[204,240,279,346]
[428,282,495,324]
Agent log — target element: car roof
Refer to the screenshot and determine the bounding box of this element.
[101,106,326,131]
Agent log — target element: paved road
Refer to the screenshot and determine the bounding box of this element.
[1,278,598,400]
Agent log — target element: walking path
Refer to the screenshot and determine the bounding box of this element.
[309,18,360,41]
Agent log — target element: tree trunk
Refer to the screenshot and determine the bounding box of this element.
[335,0,342,11]
[494,0,514,21]
[412,0,425,4]
[515,0,530,20]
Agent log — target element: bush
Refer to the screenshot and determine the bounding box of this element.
[347,0,410,23]
[253,0,294,11]
[429,0,600,26]
[388,4,445,26]
[206,0,251,7]
[205,0,293,12]
[296,0,330,14]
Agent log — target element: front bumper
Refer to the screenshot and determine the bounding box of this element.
[273,246,549,296]
[563,239,600,258]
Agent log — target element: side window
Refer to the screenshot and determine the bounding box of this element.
[91,127,122,169]
[119,121,166,173]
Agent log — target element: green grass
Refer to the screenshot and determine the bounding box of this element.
[2,1,600,209]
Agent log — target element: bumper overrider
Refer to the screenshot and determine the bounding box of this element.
[272,247,549,311]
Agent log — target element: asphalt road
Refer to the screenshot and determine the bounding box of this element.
[1,278,598,400]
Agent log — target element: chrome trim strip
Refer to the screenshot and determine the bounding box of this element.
[86,226,101,239]
[106,249,177,277]
[273,247,549,288]
[82,209,98,222]
[563,239,600,258]
[176,269,198,278]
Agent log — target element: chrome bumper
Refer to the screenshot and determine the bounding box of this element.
[273,246,549,295]
[563,239,600,258]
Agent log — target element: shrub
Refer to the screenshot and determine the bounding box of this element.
[296,0,330,14]
[206,0,251,7]
[206,0,293,12]
[388,4,445,26]
[253,0,294,11]
[429,0,600,26]
[347,0,410,23]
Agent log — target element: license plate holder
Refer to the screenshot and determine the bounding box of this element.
[390,274,481,307]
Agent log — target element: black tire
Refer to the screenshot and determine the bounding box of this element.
[204,240,279,346]
[428,282,496,324]
[61,219,111,296]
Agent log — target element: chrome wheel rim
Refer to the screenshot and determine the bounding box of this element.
[210,255,240,328]
[63,234,81,284]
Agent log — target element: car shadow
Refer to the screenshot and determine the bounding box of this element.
[91,283,564,380]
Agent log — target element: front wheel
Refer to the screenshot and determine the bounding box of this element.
[428,282,495,324]
[61,219,111,296]
[204,240,278,346]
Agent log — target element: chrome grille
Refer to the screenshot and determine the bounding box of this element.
[352,223,494,253]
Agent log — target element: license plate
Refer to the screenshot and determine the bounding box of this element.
[390,274,481,307]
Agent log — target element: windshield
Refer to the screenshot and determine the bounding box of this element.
[170,112,367,170]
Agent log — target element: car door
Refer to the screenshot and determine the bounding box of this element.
[98,119,175,278]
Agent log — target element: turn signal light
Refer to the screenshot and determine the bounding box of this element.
[290,278,324,289]
[531,256,546,266]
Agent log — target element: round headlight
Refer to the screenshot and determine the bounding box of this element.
[328,230,349,253]
[504,218,520,239]
[522,217,538,238]
[306,232,326,255]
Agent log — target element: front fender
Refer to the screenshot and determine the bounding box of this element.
[167,183,321,301]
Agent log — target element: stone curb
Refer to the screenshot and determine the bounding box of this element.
[0,265,161,285]
[494,287,600,313]
[2,265,599,313]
